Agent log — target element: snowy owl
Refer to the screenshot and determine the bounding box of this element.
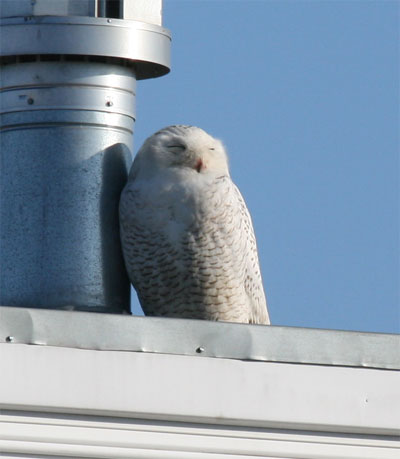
[119,125,270,324]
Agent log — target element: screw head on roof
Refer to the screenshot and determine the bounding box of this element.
[5,336,14,343]
[196,346,205,354]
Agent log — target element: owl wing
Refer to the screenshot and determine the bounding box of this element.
[228,181,270,324]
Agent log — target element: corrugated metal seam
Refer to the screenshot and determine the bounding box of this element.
[0,306,399,369]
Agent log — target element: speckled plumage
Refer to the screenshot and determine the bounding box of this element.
[119,125,270,324]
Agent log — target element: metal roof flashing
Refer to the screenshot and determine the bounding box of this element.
[0,306,399,370]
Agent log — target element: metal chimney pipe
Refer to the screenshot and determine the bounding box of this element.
[0,0,171,313]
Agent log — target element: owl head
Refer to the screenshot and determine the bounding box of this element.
[130,125,230,179]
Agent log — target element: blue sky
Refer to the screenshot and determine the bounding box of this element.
[131,0,399,334]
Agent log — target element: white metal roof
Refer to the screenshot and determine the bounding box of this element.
[1,306,399,458]
[2,342,400,434]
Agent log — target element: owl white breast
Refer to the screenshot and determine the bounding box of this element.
[119,125,270,324]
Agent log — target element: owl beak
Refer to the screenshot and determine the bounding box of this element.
[195,158,203,173]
